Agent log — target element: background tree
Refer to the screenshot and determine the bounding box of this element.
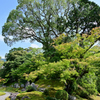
[1,47,29,83]
[0,57,4,69]
[65,0,100,35]
[0,47,43,84]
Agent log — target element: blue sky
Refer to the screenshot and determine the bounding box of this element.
[0,0,100,58]
[0,0,42,58]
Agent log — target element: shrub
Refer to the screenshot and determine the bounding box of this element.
[46,96,57,100]
[26,85,35,92]
[15,88,19,92]
[79,90,89,98]
[55,90,68,100]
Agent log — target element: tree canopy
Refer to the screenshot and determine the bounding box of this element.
[0,47,42,83]
[2,0,100,50]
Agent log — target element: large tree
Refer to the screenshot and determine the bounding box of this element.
[25,27,100,96]
[2,0,100,51]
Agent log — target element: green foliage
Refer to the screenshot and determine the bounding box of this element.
[26,85,35,92]
[0,57,4,68]
[67,0,100,34]
[43,89,49,96]
[26,59,70,81]
[25,27,100,96]
[46,97,57,100]
[0,47,43,84]
[1,0,100,97]
[78,72,98,95]
[96,69,100,92]
[16,91,44,100]
[55,90,68,100]
[2,0,100,55]
[79,90,89,99]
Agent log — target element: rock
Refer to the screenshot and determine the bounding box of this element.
[2,84,6,87]
[21,84,25,88]
[21,88,26,92]
[38,88,46,92]
[14,83,20,88]
[21,96,30,100]
[10,96,16,100]
[47,85,51,87]
[11,85,13,87]
[9,93,19,100]
[31,83,37,91]
[25,81,30,88]
[69,94,76,100]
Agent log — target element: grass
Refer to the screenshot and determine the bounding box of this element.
[5,97,10,100]
[0,91,6,96]
[0,86,19,92]
[0,86,25,93]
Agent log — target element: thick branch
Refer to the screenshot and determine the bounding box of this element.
[82,38,99,57]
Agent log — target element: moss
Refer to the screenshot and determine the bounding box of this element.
[0,92,6,96]
[16,91,45,100]
[5,97,10,100]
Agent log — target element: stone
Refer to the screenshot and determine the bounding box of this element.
[21,84,24,88]
[25,81,30,88]
[10,96,16,100]
[14,83,20,88]
[47,85,51,87]
[69,94,76,100]
[21,88,26,92]
[9,93,19,100]
[2,85,6,87]
[21,96,30,100]
[38,88,46,92]
[31,83,37,91]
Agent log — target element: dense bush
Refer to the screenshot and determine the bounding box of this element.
[26,85,35,92]
[55,90,68,100]
[78,72,98,95]
[46,96,57,100]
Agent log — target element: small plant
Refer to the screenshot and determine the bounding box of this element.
[55,90,68,100]
[26,85,35,92]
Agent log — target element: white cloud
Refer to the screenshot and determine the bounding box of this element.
[0,35,4,41]
[30,44,43,48]
[0,55,5,59]
[1,56,5,59]
[24,39,30,43]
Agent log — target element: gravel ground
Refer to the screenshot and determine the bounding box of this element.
[0,92,10,100]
